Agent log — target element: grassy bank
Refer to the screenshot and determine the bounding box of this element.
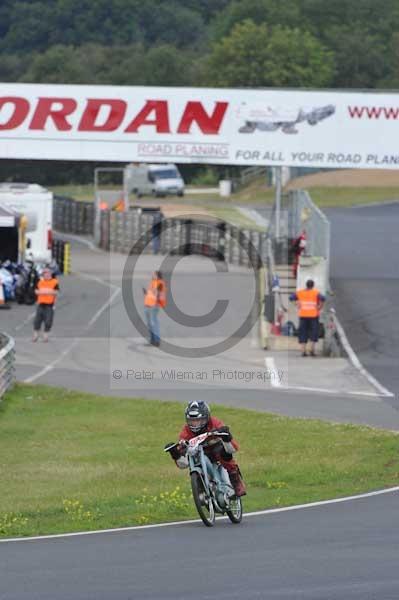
[304,187,399,207]
[1,384,398,538]
[50,182,399,210]
[49,184,266,229]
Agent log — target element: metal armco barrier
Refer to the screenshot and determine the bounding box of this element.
[321,307,343,357]
[52,240,71,274]
[0,333,15,400]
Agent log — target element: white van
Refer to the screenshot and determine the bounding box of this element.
[125,163,185,197]
[0,183,53,262]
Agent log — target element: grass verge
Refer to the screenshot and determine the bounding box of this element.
[49,183,276,206]
[50,182,399,211]
[1,384,398,538]
[297,187,399,207]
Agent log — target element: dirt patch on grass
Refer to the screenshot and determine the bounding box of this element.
[286,169,399,189]
[133,199,214,220]
[159,203,214,220]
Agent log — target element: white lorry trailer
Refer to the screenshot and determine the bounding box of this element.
[0,183,53,262]
[125,163,185,197]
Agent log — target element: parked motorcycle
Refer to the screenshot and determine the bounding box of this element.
[0,261,17,301]
[15,261,39,305]
[165,431,243,527]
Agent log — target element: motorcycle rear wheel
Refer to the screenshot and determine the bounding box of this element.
[226,496,243,524]
[191,472,215,527]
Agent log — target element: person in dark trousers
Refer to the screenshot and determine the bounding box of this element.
[32,267,59,342]
[152,212,162,254]
[143,270,166,347]
[290,279,325,357]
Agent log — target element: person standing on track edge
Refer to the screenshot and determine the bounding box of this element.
[143,270,166,347]
[32,267,59,342]
[290,278,325,357]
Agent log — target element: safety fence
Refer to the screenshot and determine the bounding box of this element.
[287,189,330,266]
[53,196,94,234]
[0,333,15,401]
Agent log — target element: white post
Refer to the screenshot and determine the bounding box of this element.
[94,168,100,245]
[275,166,282,239]
[122,167,129,211]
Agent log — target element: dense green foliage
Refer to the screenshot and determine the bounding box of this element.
[1,0,398,88]
[1,0,398,183]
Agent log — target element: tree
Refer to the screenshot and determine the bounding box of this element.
[144,45,198,86]
[19,42,198,87]
[204,20,335,88]
[211,0,302,40]
[325,25,389,88]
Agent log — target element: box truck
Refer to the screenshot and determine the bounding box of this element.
[0,183,53,262]
[125,163,185,197]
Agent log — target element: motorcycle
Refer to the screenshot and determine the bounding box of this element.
[0,262,17,302]
[165,431,243,527]
[15,260,39,305]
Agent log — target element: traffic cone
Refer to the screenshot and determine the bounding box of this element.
[0,282,10,310]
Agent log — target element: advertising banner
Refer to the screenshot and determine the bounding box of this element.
[1,83,399,168]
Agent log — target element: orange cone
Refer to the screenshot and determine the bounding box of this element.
[0,279,10,309]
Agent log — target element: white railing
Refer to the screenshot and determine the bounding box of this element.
[0,333,15,400]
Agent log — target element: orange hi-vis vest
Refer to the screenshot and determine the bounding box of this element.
[37,278,58,305]
[144,278,166,308]
[296,288,320,318]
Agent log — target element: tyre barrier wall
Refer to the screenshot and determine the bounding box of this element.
[99,210,268,268]
[0,332,15,401]
[53,196,95,234]
[54,196,277,269]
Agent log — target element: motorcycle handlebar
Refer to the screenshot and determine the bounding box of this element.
[164,431,230,452]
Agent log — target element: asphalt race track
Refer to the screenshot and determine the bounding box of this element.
[1,490,399,600]
[1,202,399,599]
[326,202,399,399]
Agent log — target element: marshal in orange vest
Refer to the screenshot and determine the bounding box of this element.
[36,277,59,305]
[144,276,166,308]
[295,288,321,318]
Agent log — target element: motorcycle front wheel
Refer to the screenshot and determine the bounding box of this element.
[190,472,215,527]
[226,496,243,524]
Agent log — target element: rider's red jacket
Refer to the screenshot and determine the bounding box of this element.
[179,417,239,454]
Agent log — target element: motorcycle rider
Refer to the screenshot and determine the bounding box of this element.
[165,400,246,497]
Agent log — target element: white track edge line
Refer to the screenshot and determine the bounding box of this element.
[2,485,399,544]
[23,287,120,384]
[333,314,394,398]
[265,357,281,387]
[55,233,100,252]
[279,385,382,399]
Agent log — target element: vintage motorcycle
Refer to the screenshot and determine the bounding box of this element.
[165,430,243,527]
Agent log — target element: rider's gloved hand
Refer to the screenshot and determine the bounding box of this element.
[164,442,182,461]
[216,426,232,442]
